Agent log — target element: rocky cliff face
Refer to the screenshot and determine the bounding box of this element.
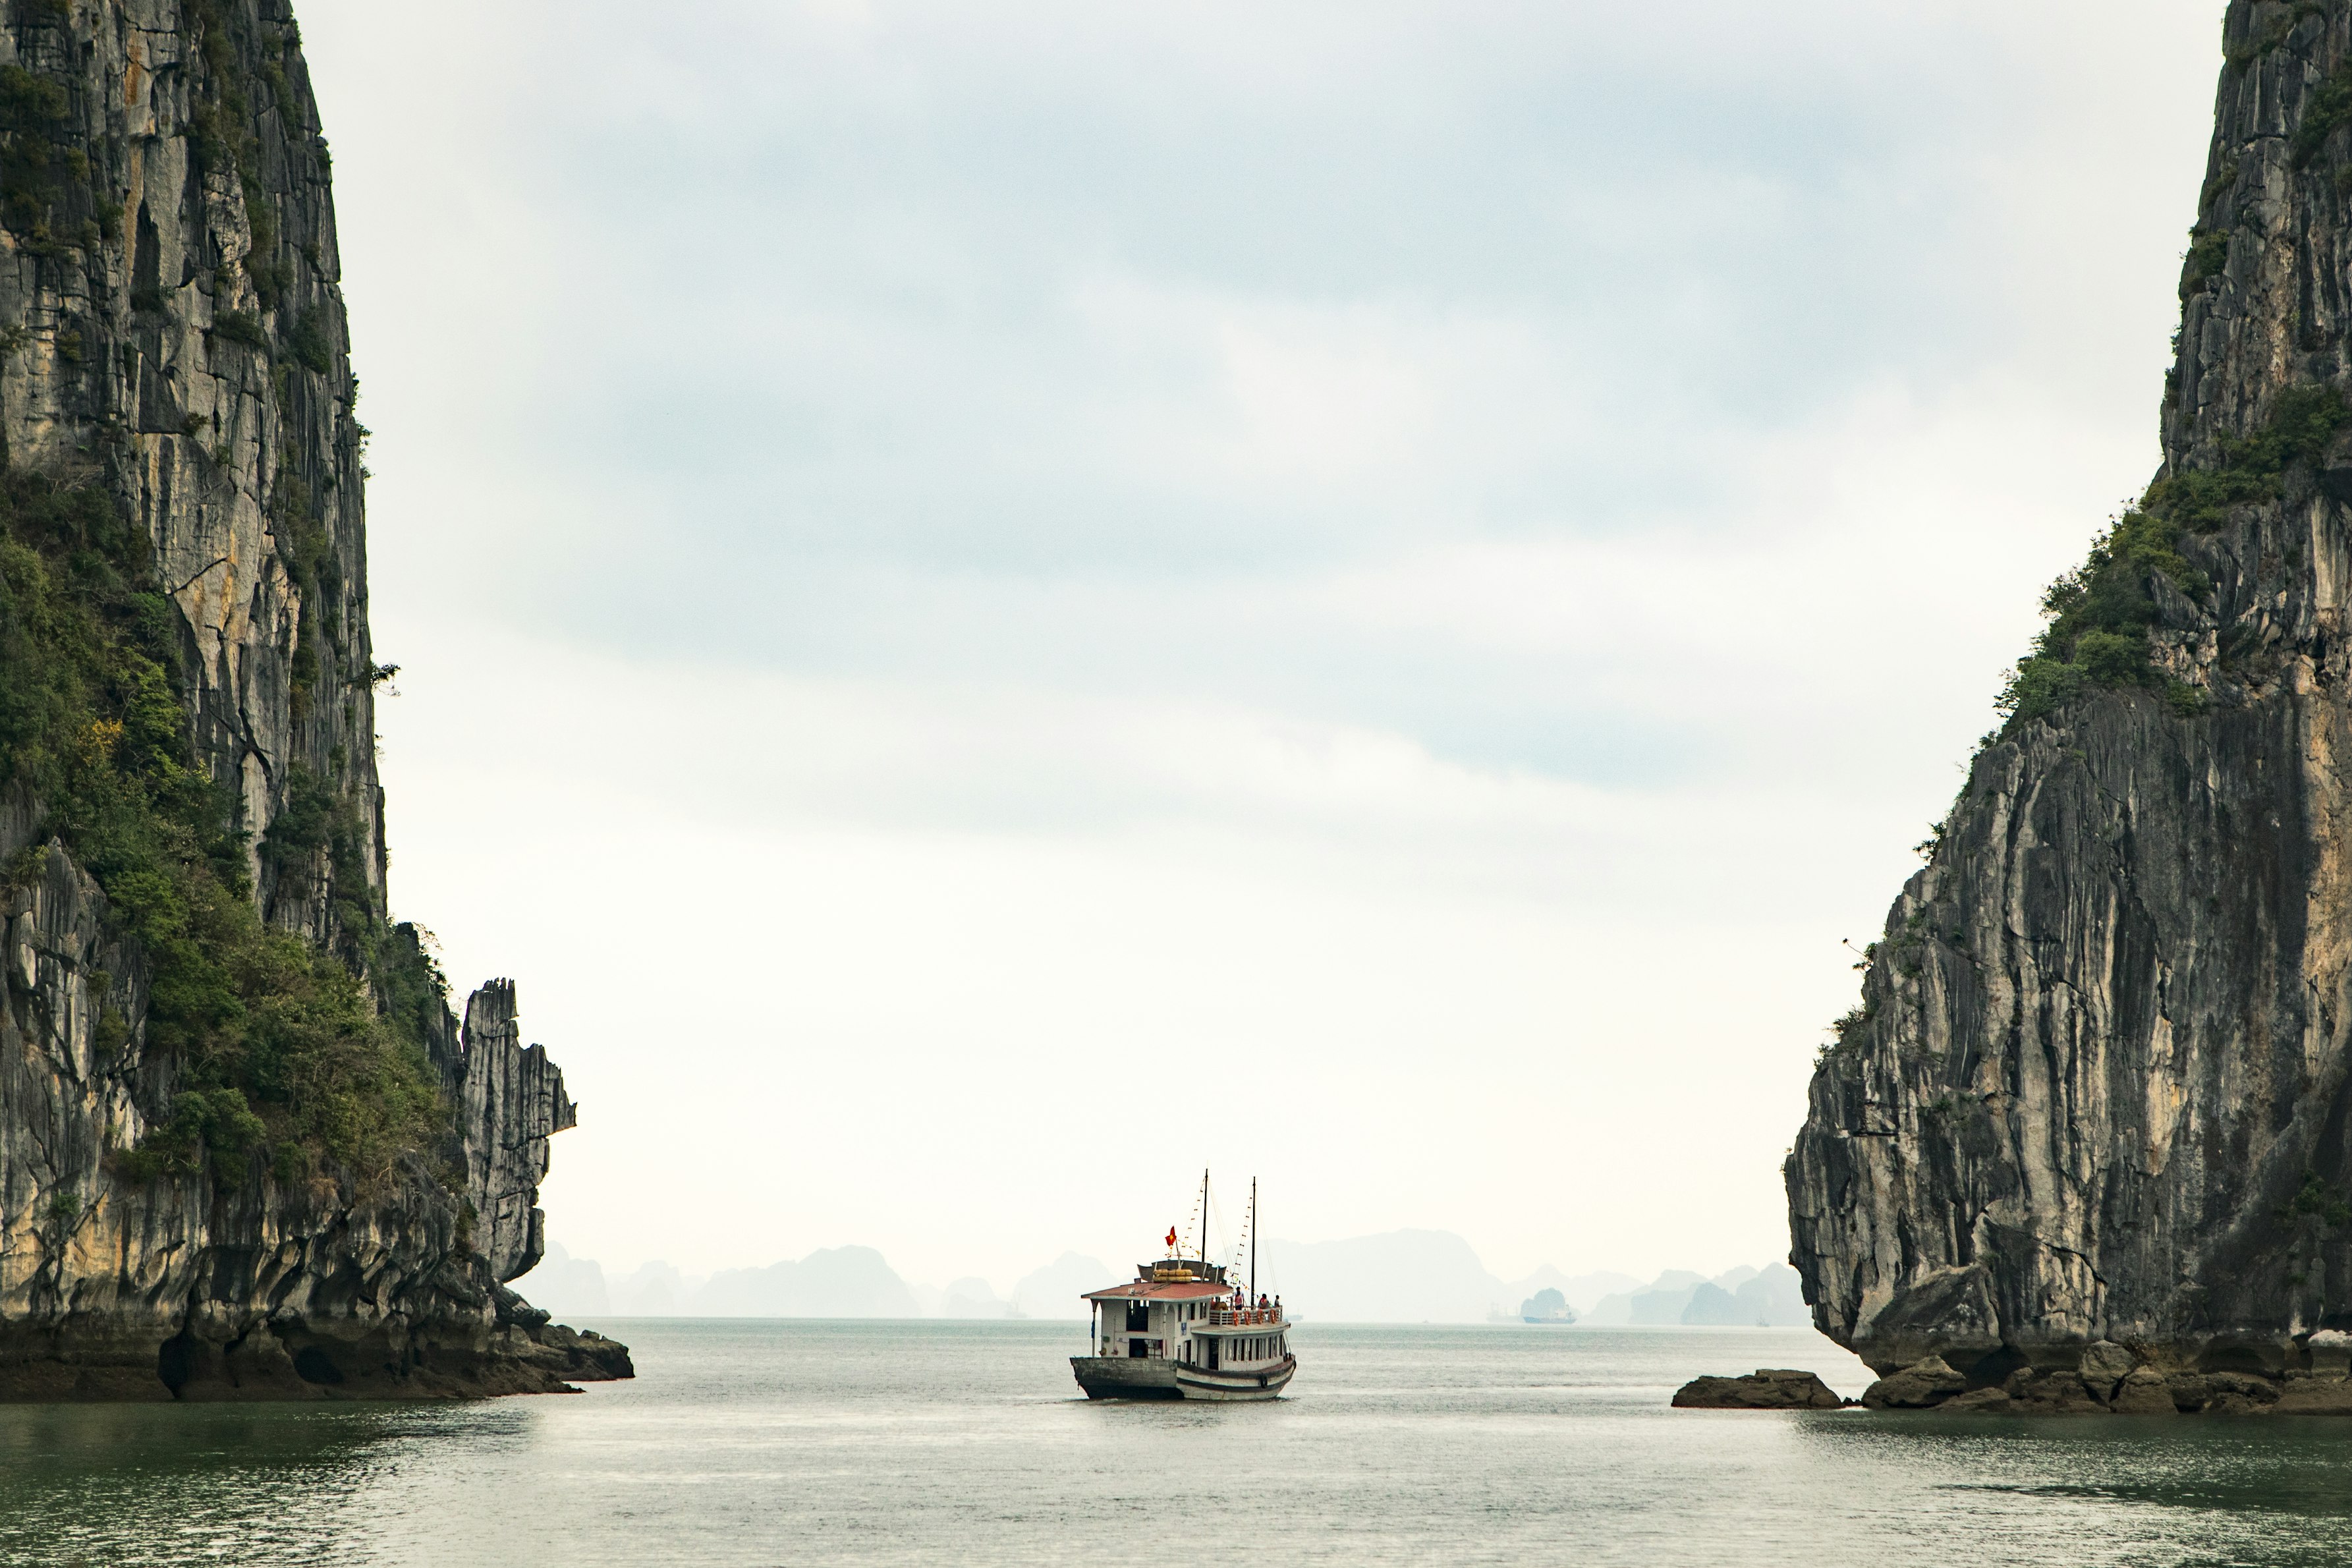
[1787,0,2352,1395]
[0,0,625,1399]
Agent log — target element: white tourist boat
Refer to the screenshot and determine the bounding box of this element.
[1070,1176,1295,1403]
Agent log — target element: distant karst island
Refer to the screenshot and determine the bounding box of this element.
[522,1233,1812,1328]
[1521,1289,1574,1324]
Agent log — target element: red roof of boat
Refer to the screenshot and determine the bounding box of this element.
[1083,1281,1235,1302]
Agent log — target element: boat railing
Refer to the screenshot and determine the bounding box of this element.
[1204,1308,1281,1327]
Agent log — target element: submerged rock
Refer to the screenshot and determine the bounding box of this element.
[1671,1369,1847,1410]
[2272,1376,2352,1414]
[1939,1387,2015,1414]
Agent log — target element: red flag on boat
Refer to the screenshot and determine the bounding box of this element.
[1166,1227,1179,1251]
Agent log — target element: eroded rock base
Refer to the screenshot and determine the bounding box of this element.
[1673,1335,2352,1415]
[0,1287,633,1404]
[1848,1338,2352,1416]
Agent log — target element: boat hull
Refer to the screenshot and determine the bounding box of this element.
[1175,1355,1296,1402]
[1071,1356,1183,1400]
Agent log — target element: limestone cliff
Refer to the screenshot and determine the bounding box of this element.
[1787,0,2352,1395]
[0,0,626,1398]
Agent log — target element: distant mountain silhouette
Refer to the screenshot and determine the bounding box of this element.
[520,1243,610,1318]
[607,1260,696,1316]
[696,1248,922,1317]
[1582,1264,1808,1327]
[1011,1253,1118,1318]
[1256,1230,1501,1322]
[517,1238,1812,1327]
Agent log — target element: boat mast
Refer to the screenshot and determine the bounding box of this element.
[1250,1177,1258,1301]
[1199,1167,1210,1264]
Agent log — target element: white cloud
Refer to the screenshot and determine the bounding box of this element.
[377,620,1889,1283]
[305,0,2224,1289]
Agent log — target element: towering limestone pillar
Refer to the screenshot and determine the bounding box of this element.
[1789,0,2352,1393]
[0,0,626,1397]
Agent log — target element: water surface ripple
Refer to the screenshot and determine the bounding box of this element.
[5,1322,2352,1565]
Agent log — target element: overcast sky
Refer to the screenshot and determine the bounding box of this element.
[299,0,2220,1294]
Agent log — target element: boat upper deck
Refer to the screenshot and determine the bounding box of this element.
[1193,1306,1284,1329]
[1084,1257,1242,1304]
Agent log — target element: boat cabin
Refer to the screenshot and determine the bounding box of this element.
[1082,1258,1291,1381]
[1084,1260,1234,1362]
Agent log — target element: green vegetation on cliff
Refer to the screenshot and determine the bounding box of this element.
[1999,385,2352,731]
[0,466,443,1187]
[186,0,325,333]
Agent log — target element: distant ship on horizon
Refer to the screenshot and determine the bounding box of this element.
[1069,1173,1296,1402]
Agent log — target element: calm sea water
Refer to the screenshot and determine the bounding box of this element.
[9,1321,2352,1565]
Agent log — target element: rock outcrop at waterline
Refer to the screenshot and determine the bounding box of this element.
[1671,1370,1848,1411]
[1785,0,2352,1400]
[0,0,625,1399]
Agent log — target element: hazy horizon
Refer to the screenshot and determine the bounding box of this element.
[296,0,2222,1289]
[521,1227,1808,1327]
[528,1223,1776,1309]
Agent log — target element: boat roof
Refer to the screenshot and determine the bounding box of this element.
[1083,1281,1235,1302]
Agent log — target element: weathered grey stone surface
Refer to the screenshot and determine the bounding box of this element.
[2172,1371,2285,1414]
[0,0,623,1399]
[2110,1366,2179,1414]
[2078,1341,2138,1401]
[456,981,576,1283]
[2003,1369,2106,1416]
[1861,1355,1967,1410]
[1671,1369,1847,1411]
[1787,0,2352,1401]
